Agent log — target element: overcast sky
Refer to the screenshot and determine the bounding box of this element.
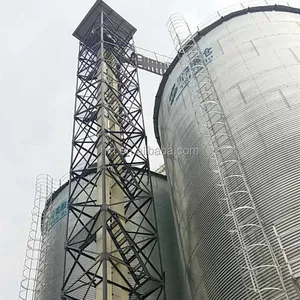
[0,0,295,299]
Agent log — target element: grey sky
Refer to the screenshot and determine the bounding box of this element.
[1,0,293,299]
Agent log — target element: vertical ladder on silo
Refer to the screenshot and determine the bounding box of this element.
[273,214,300,297]
[34,177,56,300]
[167,14,289,300]
[19,175,64,300]
[19,175,57,300]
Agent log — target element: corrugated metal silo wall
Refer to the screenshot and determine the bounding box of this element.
[151,173,185,300]
[157,9,300,300]
[37,172,184,300]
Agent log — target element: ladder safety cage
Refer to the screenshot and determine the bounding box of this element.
[18,175,62,300]
[34,180,58,300]
[273,214,300,296]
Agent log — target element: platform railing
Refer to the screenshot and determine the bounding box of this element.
[196,0,296,33]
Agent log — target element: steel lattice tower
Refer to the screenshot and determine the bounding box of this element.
[62,1,165,299]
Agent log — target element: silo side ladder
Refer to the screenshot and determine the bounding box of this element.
[33,184,56,300]
[274,214,300,297]
[18,175,66,300]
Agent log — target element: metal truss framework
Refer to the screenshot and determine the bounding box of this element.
[62,7,164,300]
[167,15,288,300]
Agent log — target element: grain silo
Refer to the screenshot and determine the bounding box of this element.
[154,3,300,300]
[32,169,184,300]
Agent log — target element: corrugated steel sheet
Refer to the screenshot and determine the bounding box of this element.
[157,8,300,300]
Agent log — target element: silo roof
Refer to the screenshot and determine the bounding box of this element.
[153,4,300,146]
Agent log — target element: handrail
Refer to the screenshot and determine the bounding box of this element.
[196,0,295,33]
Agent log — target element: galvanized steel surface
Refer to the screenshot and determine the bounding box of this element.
[157,9,300,300]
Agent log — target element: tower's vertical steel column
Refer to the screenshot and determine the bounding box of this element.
[62,1,165,300]
[98,10,108,300]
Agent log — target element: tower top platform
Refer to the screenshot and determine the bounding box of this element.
[73,0,136,44]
